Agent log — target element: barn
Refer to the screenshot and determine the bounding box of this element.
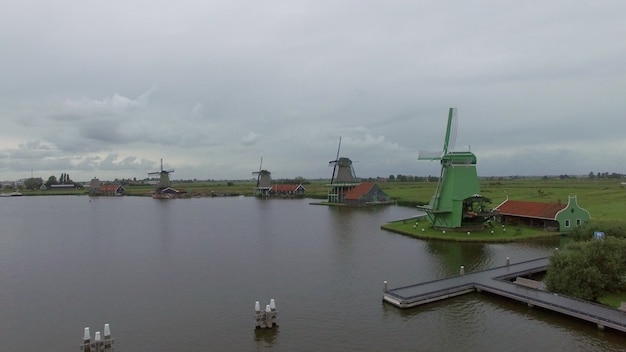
[342,182,392,206]
[493,195,590,232]
[97,184,125,196]
[270,184,306,197]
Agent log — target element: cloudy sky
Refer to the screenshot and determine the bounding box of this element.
[1,1,625,182]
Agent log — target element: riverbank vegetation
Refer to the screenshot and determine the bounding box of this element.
[11,177,626,220]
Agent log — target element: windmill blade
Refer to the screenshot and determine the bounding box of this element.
[418,150,442,160]
[330,137,342,184]
[442,107,458,155]
[256,157,263,187]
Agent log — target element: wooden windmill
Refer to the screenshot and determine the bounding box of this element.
[327,137,359,203]
[418,108,493,229]
[148,159,177,198]
[252,157,273,197]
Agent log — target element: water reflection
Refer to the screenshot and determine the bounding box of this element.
[254,327,279,346]
[426,241,488,275]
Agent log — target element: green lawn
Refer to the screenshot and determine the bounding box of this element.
[380,218,561,242]
[14,178,626,222]
[598,291,626,309]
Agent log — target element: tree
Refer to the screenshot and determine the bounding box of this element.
[45,175,58,188]
[545,237,626,301]
[388,174,395,181]
[24,177,43,190]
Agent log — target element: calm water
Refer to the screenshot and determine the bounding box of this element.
[0,196,623,351]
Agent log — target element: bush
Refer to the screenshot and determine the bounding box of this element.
[570,219,626,241]
[545,236,626,301]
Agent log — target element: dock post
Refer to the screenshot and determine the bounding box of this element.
[94,331,102,352]
[460,266,465,276]
[383,281,388,292]
[254,301,266,328]
[82,327,91,352]
[264,305,272,327]
[103,324,113,352]
[268,299,278,327]
[506,257,510,266]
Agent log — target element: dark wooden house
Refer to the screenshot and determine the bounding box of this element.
[343,182,392,206]
[270,184,306,197]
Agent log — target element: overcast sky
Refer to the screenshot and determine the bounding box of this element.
[1,1,625,182]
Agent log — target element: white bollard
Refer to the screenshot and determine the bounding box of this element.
[94,331,102,352]
[254,301,265,328]
[460,265,465,275]
[265,305,272,327]
[103,324,112,352]
[82,327,91,352]
[506,257,510,266]
[383,280,388,292]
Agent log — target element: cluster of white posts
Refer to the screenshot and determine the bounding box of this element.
[254,299,278,329]
[80,324,113,351]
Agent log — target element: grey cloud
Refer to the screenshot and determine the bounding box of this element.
[1,1,625,181]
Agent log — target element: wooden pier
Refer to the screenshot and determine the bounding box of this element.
[383,257,626,333]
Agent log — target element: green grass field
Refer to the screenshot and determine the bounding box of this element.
[17,177,626,221]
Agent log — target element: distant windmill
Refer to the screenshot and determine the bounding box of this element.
[327,137,359,203]
[418,108,493,229]
[252,157,272,197]
[328,137,357,184]
[148,158,175,190]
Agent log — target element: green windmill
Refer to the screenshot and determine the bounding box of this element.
[417,108,494,230]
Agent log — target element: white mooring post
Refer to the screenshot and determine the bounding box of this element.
[383,280,388,292]
[460,265,465,276]
[254,301,265,328]
[265,305,272,327]
[506,257,510,266]
[94,331,102,352]
[82,327,91,352]
[103,324,113,352]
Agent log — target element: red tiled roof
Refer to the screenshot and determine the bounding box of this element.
[271,184,304,192]
[344,182,375,200]
[494,199,566,219]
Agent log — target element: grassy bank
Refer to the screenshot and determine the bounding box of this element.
[381,218,563,242]
[11,178,625,221]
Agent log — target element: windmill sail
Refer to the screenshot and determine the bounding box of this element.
[418,108,458,160]
[329,137,342,184]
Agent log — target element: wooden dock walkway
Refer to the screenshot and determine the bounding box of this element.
[383,257,626,333]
